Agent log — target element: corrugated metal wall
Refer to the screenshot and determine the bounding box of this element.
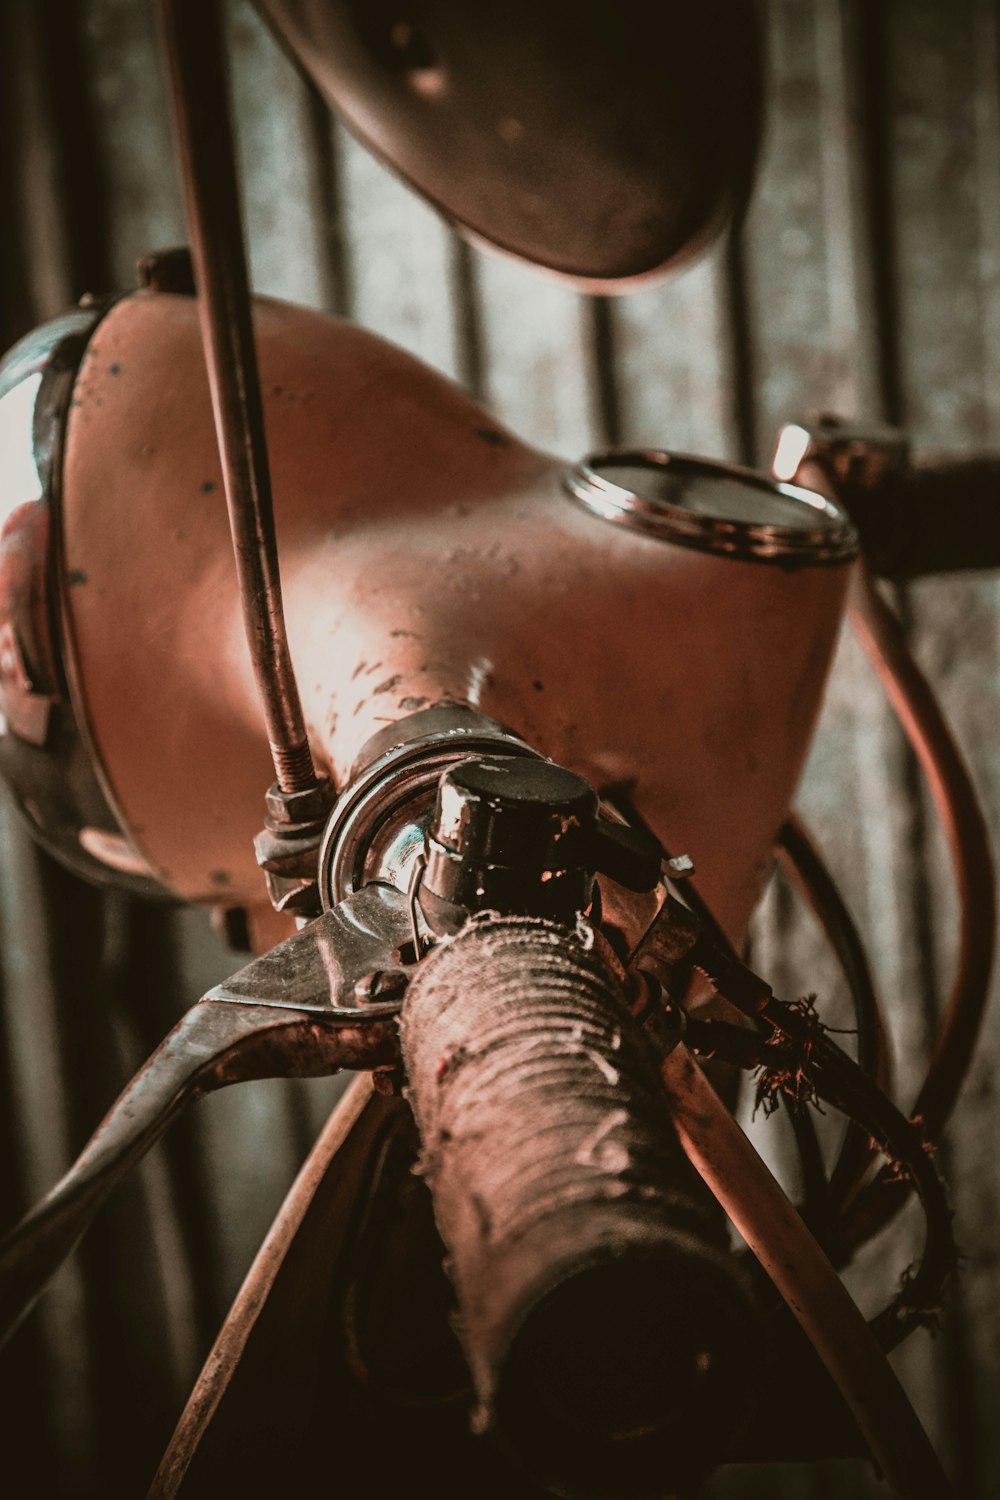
[1,1,998,1495]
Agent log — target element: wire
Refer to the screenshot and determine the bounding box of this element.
[776,815,891,1211]
[605,788,838,1242]
[682,1003,957,1347]
[842,564,996,1250]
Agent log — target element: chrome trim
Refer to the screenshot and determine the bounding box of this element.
[318,708,540,910]
[563,449,858,565]
[0,300,167,898]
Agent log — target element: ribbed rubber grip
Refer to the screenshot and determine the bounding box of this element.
[400,915,762,1498]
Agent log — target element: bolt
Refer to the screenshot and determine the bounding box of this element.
[354,969,408,1005]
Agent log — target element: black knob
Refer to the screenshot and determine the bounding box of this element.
[421,756,661,927]
[434,756,598,862]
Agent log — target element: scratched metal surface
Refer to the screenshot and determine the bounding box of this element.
[0,1,998,1496]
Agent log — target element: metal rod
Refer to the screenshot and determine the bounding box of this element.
[776,813,891,1214]
[661,1043,954,1500]
[150,1074,375,1497]
[849,562,996,1136]
[158,0,317,795]
[839,564,996,1253]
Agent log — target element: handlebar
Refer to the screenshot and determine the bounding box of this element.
[773,419,1000,579]
[399,913,763,1499]
[848,455,1000,580]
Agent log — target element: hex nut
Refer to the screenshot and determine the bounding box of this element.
[264,777,335,827]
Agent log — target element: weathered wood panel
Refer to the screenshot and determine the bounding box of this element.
[714,5,943,1491]
[609,250,739,460]
[1,1,998,1495]
[882,5,1000,1496]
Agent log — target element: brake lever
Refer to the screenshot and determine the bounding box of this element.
[0,883,413,1347]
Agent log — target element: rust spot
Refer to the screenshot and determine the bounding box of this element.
[532,680,544,691]
[209,869,231,886]
[108,362,122,376]
[66,568,88,586]
[201,480,216,494]
[474,426,510,448]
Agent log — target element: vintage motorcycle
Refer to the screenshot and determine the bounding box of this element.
[0,3,995,1496]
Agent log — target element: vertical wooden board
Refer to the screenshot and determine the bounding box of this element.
[292,1062,354,1142]
[608,248,740,460]
[471,246,597,456]
[2,2,76,326]
[809,0,884,421]
[741,0,881,458]
[98,988,201,1399]
[35,883,204,1493]
[881,2,1000,1492]
[801,619,936,1080]
[739,0,892,1010]
[224,0,329,308]
[730,0,948,1476]
[1,5,201,1482]
[167,907,347,1317]
[784,617,949,1475]
[335,125,461,377]
[887,1,998,446]
[0,802,98,1486]
[972,0,1000,424]
[180,1082,309,1313]
[171,906,312,1322]
[744,0,935,1171]
[76,0,183,290]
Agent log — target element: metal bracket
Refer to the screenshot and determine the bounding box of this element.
[0,883,416,1349]
[209,882,416,1016]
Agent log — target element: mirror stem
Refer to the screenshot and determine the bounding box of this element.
[158,0,321,796]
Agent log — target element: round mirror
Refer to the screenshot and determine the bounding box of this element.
[254,0,764,288]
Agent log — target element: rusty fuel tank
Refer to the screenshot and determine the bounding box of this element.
[0,288,856,940]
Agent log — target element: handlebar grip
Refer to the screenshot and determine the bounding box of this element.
[837,456,1000,580]
[399,915,763,1498]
